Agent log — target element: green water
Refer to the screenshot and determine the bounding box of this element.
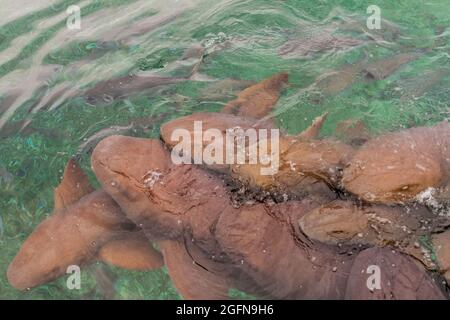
[0,0,449,299]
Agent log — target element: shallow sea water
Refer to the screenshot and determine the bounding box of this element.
[0,0,449,299]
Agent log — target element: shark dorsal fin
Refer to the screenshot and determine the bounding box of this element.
[54,158,94,211]
[298,112,329,140]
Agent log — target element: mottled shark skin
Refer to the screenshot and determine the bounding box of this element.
[230,138,350,198]
[91,135,240,298]
[90,136,297,299]
[298,199,450,270]
[160,112,277,149]
[91,135,346,299]
[230,115,354,200]
[161,111,352,200]
[214,200,353,299]
[161,111,276,140]
[343,121,450,204]
[91,135,446,300]
[92,136,183,240]
[160,112,276,173]
[7,159,163,291]
[217,201,446,300]
[344,247,446,300]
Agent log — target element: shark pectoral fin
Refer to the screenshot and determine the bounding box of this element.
[161,240,230,300]
[54,158,94,211]
[222,73,289,119]
[298,112,329,140]
[98,233,164,271]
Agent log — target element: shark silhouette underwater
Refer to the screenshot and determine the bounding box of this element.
[7,73,450,299]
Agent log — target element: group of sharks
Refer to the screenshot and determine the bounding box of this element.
[6,72,450,299]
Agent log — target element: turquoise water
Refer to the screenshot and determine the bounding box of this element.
[0,0,449,299]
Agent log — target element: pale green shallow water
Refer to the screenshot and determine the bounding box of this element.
[0,0,449,299]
